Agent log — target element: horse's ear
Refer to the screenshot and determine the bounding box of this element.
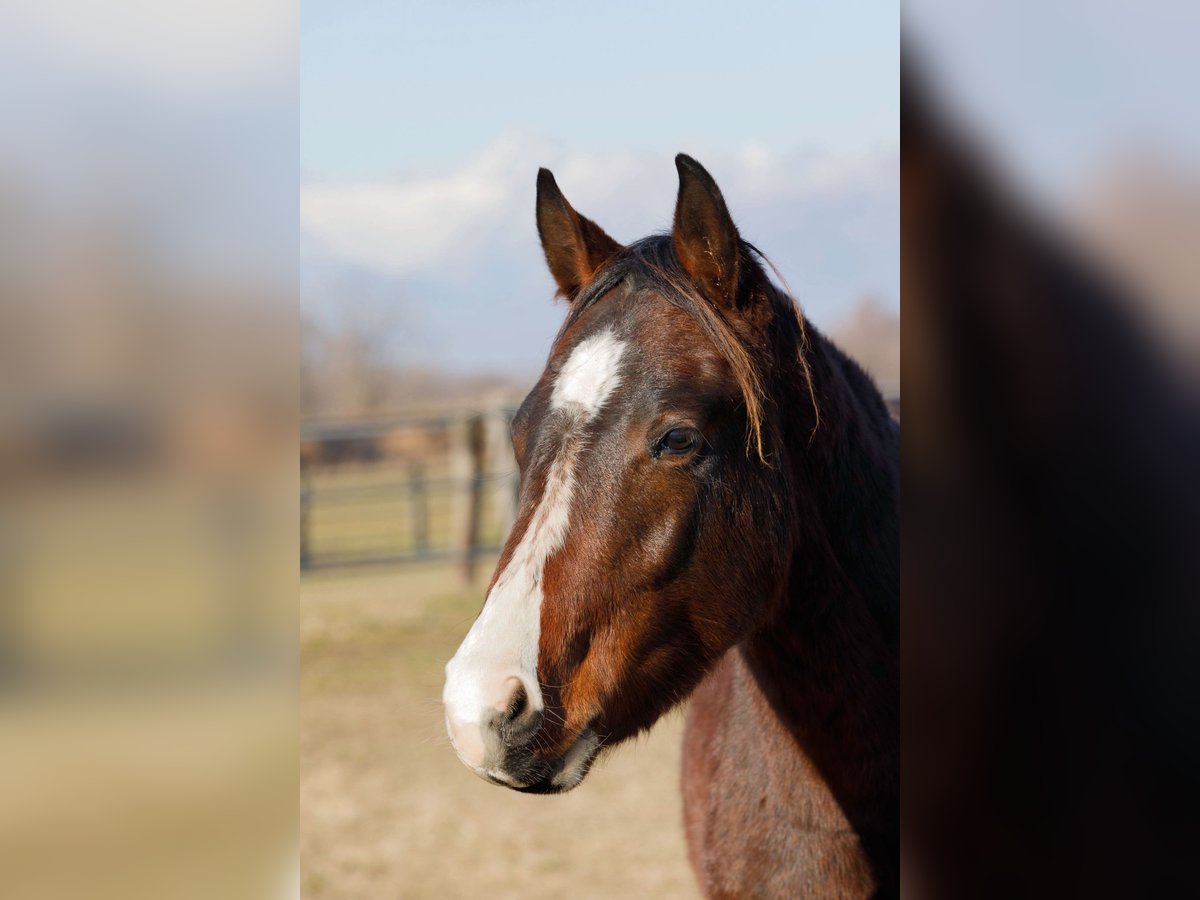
[536,168,622,301]
[672,154,741,307]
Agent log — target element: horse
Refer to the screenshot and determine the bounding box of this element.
[442,155,899,898]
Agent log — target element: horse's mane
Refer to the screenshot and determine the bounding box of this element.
[560,235,821,460]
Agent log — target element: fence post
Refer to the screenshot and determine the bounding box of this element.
[300,470,312,571]
[460,414,486,585]
[409,460,429,560]
[485,405,518,545]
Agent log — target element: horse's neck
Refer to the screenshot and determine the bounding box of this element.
[746,324,900,885]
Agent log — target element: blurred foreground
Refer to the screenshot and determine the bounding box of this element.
[902,41,1200,897]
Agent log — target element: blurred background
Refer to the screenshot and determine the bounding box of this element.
[299,2,896,897]
[0,0,297,898]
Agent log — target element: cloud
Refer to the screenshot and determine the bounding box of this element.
[301,133,898,372]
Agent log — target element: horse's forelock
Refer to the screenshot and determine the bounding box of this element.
[559,235,818,463]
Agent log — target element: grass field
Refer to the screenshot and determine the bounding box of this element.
[301,559,699,899]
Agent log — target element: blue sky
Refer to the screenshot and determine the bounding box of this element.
[301,1,899,374]
[302,0,898,178]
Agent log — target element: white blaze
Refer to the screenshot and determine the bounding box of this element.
[443,329,626,767]
[551,328,628,413]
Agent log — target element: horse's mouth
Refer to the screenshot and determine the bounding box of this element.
[479,727,601,794]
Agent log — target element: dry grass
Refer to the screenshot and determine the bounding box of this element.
[301,561,699,899]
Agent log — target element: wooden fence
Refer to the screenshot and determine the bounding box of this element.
[300,409,519,579]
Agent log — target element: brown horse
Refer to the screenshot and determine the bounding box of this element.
[443,155,899,897]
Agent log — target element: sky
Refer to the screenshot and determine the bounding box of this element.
[301,0,900,375]
[302,0,898,179]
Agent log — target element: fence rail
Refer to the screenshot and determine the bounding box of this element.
[300,410,518,578]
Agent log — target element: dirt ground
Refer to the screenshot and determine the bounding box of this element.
[301,560,699,899]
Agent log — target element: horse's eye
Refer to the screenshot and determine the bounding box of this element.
[660,427,700,455]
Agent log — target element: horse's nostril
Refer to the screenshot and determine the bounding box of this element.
[507,707,544,747]
[494,678,543,746]
[508,685,527,720]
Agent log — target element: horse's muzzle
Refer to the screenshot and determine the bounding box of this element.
[444,687,600,793]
